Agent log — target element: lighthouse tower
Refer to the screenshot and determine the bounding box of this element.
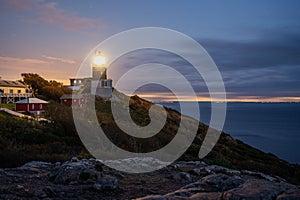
[91,51,112,99]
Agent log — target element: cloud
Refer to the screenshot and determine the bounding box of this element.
[0,56,48,65]
[0,55,75,84]
[196,30,300,98]
[3,0,103,32]
[42,55,76,64]
[199,30,300,71]
[107,29,300,101]
[0,55,51,80]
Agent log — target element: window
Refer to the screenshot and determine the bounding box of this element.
[18,90,21,93]
[74,80,77,84]
[9,89,13,93]
[32,104,35,109]
[39,104,42,109]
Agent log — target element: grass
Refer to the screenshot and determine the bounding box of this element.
[0,109,88,168]
[0,103,15,110]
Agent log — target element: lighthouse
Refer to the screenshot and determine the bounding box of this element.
[91,51,112,99]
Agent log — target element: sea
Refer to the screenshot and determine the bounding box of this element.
[158,102,300,164]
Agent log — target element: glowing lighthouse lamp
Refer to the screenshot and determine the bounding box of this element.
[92,51,107,80]
[93,52,106,66]
[91,51,112,99]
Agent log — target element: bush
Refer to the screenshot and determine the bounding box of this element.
[0,110,87,167]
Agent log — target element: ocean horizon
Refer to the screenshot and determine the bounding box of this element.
[158,101,300,164]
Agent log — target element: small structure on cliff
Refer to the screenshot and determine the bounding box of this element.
[0,77,32,104]
[15,97,48,115]
[60,94,86,107]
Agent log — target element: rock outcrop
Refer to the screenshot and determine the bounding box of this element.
[0,158,299,199]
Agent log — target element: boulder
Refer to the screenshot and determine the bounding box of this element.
[172,172,192,183]
[93,177,119,191]
[223,179,296,200]
[50,160,102,184]
[190,192,222,200]
[276,189,300,200]
[199,173,245,191]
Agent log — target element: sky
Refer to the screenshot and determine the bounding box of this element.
[0,0,300,102]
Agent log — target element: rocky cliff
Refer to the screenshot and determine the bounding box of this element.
[0,158,299,199]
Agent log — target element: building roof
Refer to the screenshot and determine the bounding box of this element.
[15,97,48,104]
[0,80,26,88]
[60,94,85,99]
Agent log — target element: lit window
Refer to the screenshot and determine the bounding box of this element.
[74,80,77,84]
[39,104,42,109]
[32,104,34,109]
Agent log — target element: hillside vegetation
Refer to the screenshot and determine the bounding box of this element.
[0,92,300,184]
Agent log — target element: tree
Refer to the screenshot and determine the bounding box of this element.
[42,86,64,101]
[21,73,71,101]
[49,80,63,87]
[21,73,49,95]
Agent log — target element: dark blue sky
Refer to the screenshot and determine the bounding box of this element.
[0,0,299,101]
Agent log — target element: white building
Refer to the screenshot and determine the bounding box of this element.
[91,51,112,99]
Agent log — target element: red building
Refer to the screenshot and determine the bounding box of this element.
[15,97,48,115]
[60,94,86,107]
